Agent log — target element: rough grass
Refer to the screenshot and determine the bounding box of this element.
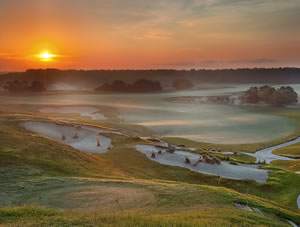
[0,112,299,226]
[100,132,300,211]
[273,142,300,158]
[0,115,125,178]
[0,206,293,227]
[1,114,299,210]
[253,169,300,209]
[269,160,300,172]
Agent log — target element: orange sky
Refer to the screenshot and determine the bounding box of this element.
[0,0,299,71]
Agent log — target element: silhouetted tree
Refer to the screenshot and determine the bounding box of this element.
[245,86,259,103]
[30,81,46,92]
[272,86,298,105]
[3,80,46,93]
[132,79,162,92]
[3,80,28,92]
[258,85,276,103]
[110,80,128,92]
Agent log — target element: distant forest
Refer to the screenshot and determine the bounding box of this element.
[0,68,300,89]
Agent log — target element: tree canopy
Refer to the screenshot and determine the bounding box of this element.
[3,80,46,93]
[95,79,162,93]
[244,85,298,105]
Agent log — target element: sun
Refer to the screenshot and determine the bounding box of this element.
[38,52,56,62]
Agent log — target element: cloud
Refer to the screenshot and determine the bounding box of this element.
[135,31,171,40]
[0,53,19,60]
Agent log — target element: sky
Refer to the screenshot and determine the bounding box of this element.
[0,0,299,71]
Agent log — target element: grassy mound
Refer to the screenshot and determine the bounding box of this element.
[0,115,124,178]
[273,143,300,159]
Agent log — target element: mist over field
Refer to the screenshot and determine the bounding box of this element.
[1,0,300,226]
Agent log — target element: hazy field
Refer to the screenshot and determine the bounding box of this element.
[1,84,300,226]
[1,84,299,144]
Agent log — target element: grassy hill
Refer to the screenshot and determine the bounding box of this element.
[0,114,299,226]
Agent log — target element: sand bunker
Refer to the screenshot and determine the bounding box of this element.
[39,106,107,120]
[244,137,300,164]
[298,195,300,209]
[136,145,268,183]
[22,122,112,153]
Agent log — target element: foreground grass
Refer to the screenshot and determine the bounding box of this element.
[0,113,299,226]
[0,206,293,227]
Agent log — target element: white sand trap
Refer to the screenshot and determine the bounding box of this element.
[21,122,112,153]
[244,137,300,164]
[136,145,268,183]
[298,195,300,209]
[39,106,107,120]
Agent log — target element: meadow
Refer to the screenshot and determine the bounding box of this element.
[0,84,297,144]
[0,111,299,226]
[0,85,300,226]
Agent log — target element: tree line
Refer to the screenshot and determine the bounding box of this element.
[244,85,298,105]
[95,79,162,93]
[94,78,195,92]
[1,68,300,88]
[3,80,46,92]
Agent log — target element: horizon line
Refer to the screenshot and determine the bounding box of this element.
[2,66,300,73]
